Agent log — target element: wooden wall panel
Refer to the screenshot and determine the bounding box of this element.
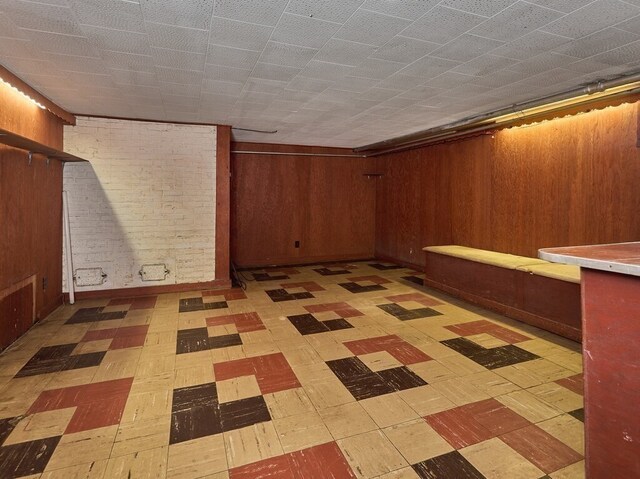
[0,147,63,328]
[231,142,376,267]
[375,102,640,267]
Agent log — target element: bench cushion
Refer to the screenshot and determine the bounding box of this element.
[517,263,581,284]
[423,245,548,270]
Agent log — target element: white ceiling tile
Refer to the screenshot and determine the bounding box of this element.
[507,52,577,74]
[452,54,518,76]
[376,74,424,90]
[259,42,318,68]
[101,50,156,73]
[286,76,333,93]
[315,39,377,66]
[69,0,144,32]
[431,34,504,62]
[244,78,287,94]
[213,0,289,26]
[251,62,301,82]
[19,29,97,56]
[1,1,80,36]
[152,47,205,71]
[400,56,461,78]
[438,0,517,18]
[541,0,640,39]
[79,25,151,55]
[209,16,273,51]
[45,53,108,74]
[402,6,486,45]
[490,30,572,60]
[425,71,475,89]
[206,44,261,70]
[357,87,400,101]
[204,64,252,83]
[139,0,215,30]
[333,75,379,92]
[334,9,411,47]
[108,69,157,86]
[298,60,355,80]
[155,66,203,84]
[400,84,446,100]
[617,15,640,35]
[526,0,600,14]
[589,40,640,67]
[554,28,640,59]
[469,2,563,42]
[350,57,404,79]
[271,13,341,49]
[202,79,244,96]
[361,0,440,20]
[371,36,438,63]
[285,0,364,23]
[145,22,208,53]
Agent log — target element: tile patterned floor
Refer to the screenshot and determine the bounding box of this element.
[0,262,585,478]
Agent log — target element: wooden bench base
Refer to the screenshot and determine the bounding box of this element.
[424,252,581,342]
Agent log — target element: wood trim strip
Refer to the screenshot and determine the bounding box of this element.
[64,279,232,301]
[216,125,231,281]
[0,274,36,322]
[0,65,75,125]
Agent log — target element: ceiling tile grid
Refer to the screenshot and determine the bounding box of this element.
[1,0,640,147]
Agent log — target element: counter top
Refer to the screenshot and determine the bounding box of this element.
[539,242,640,277]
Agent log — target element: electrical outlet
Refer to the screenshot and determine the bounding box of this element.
[42,277,48,290]
[294,240,300,248]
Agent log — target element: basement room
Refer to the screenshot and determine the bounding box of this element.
[1,1,639,478]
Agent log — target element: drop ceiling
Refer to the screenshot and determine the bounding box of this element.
[1,0,640,147]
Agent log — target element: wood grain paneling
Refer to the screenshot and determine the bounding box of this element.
[0,147,63,328]
[216,125,231,281]
[375,102,640,266]
[231,142,376,267]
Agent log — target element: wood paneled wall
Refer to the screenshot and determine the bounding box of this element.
[231,142,376,267]
[0,147,64,323]
[375,102,640,268]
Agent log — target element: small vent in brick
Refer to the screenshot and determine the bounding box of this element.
[75,268,107,287]
[139,264,170,281]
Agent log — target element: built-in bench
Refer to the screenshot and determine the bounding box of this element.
[422,245,581,342]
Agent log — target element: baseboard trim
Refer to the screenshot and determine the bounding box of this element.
[64,279,232,301]
[235,256,375,270]
[375,254,423,272]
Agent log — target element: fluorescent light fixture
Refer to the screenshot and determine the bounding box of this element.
[0,76,46,109]
[490,80,640,124]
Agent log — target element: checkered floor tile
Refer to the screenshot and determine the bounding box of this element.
[0,262,585,478]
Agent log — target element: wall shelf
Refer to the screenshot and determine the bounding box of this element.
[0,127,87,162]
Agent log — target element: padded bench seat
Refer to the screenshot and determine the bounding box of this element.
[422,245,582,341]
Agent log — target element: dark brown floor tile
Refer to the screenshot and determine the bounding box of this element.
[402,275,424,286]
[369,263,402,270]
[377,366,428,391]
[288,313,330,335]
[170,404,222,444]
[340,282,386,294]
[176,327,209,354]
[413,451,485,479]
[254,272,289,281]
[267,289,314,302]
[441,338,539,369]
[568,408,584,422]
[172,382,218,411]
[377,303,441,320]
[315,268,351,276]
[209,333,243,349]
[0,417,20,446]
[220,396,271,431]
[0,436,61,478]
[204,301,228,310]
[324,318,353,331]
[500,424,583,474]
[66,307,127,324]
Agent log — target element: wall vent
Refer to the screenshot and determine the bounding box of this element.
[75,268,107,287]
[139,263,170,281]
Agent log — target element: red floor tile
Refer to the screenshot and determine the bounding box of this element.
[500,424,583,474]
[386,292,442,307]
[281,281,325,292]
[214,353,300,394]
[207,312,266,333]
[425,398,530,449]
[230,455,294,479]
[556,374,584,395]
[27,378,134,433]
[202,288,247,301]
[446,319,530,344]
[289,441,356,479]
[305,302,364,318]
[345,335,431,365]
[214,358,255,381]
[130,296,157,310]
[82,328,118,342]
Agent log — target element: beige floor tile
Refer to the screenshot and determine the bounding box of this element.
[462,437,544,479]
[528,382,583,413]
[0,376,54,417]
[463,370,520,397]
[409,361,457,383]
[496,390,562,423]
[264,387,316,419]
[375,467,421,479]
[45,425,119,471]
[105,446,167,478]
[242,341,280,358]
[436,355,486,376]
[211,345,246,364]
[303,377,355,410]
[398,385,456,416]
[430,377,491,406]
[537,414,585,455]
[338,430,408,479]
[120,388,172,423]
[550,460,585,479]
[273,411,333,453]
[168,434,228,479]
[318,402,378,440]
[48,367,99,389]
[360,393,418,428]
[467,333,509,349]
[174,365,215,389]
[111,415,171,457]
[40,459,108,479]
[223,422,283,469]
[5,409,75,445]
[174,350,213,370]
[359,351,402,372]
[383,419,453,464]
[217,375,261,403]
[281,346,324,368]
[494,359,574,389]
[72,340,112,355]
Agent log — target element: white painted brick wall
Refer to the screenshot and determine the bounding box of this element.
[62,117,217,292]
